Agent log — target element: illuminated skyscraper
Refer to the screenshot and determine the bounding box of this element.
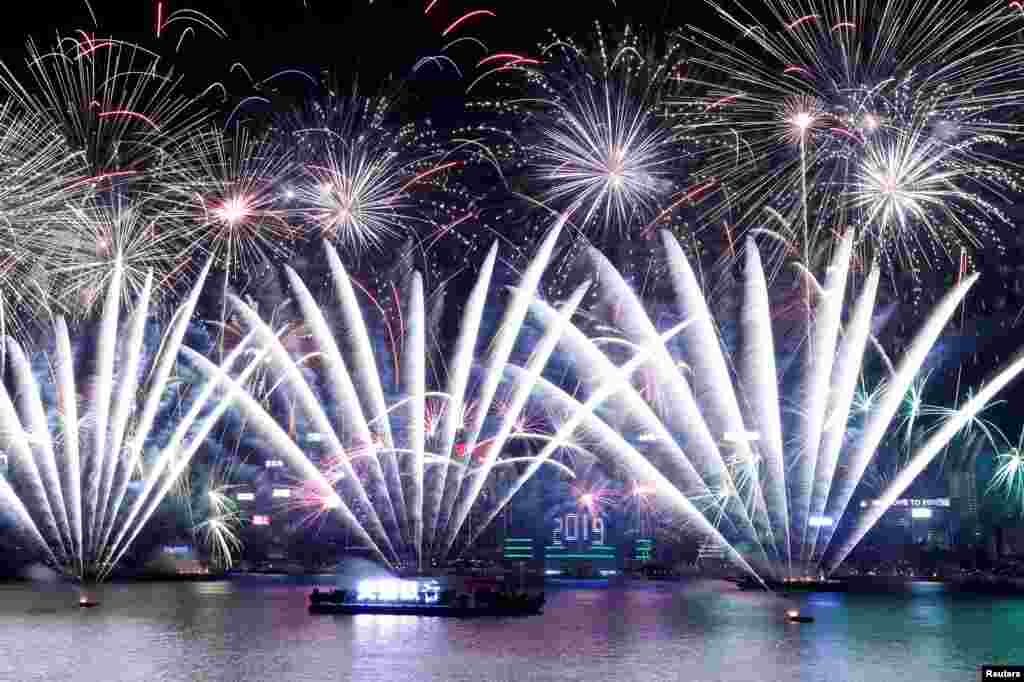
[949,467,981,548]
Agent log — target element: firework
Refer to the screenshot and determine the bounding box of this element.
[182,457,246,571]
[188,223,586,570]
[198,484,243,570]
[0,102,86,341]
[0,257,265,582]
[517,231,1024,582]
[164,125,298,274]
[294,138,411,253]
[682,0,1024,278]
[0,0,1020,586]
[988,430,1024,515]
[574,484,618,516]
[506,24,694,243]
[0,35,208,184]
[847,110,1020,272]
[44,195,191,317]
[281,89,477,259]
[0,33,217,321]
[196,513,243,570]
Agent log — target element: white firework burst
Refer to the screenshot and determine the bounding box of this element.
[164,125,298,274]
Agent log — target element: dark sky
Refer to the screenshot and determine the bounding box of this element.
[0,1,716,90]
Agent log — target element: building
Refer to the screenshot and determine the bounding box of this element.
[632,538,654,563]
[502,537,537,563]
[145,543,209,576]
[232,458,296,565]
[696,539,727,562]
[860,497,954,548]
[543,508,619,577]
[949,468,982,549]
[997,525,1024,557]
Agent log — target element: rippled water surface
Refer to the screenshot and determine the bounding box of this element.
[1,578,1021,681]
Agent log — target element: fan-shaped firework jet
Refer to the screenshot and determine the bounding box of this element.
[499,230,1024,581]
[190,219,586,571]
[0,257,266,583]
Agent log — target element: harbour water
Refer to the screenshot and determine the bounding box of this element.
[1,577,1020,681]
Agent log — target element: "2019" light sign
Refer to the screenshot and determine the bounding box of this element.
[553,512,605,545]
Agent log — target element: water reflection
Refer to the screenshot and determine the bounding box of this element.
[0,578,1021,681]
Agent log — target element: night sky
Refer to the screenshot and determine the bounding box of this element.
[0,1,711,84]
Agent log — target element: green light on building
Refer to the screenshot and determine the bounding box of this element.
[545,546,617,560]
[633,538,654,562]
[503,538,535,561]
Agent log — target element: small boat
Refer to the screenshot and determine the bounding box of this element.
[78,599,100,608]
[785,610,813,623]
